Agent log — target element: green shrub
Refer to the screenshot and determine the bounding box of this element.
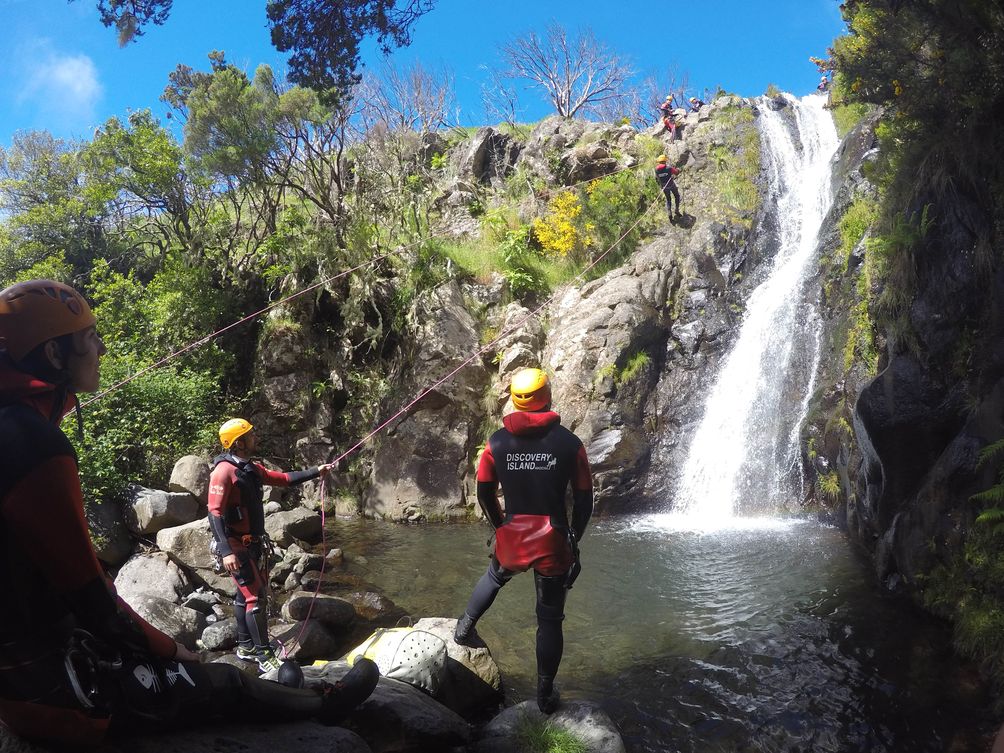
[77,359,222,507]
[516,715,588,753]
[616,350,651,386]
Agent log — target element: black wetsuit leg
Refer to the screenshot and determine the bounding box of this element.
[108,659,364,734]
[233,551,269,650]
[665,183,680,215]
[464,557,515,621]
[534,572,568,680]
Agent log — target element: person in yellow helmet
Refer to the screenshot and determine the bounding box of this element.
[208,419,334,672]
[0,280,377,745]
[454,367,593,714]
[659,95,679,141]
[655,154,683,222]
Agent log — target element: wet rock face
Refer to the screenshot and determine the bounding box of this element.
[543,237,681,509]
[845,174,1004,591]
[364,280,490,521]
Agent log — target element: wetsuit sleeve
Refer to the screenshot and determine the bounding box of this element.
[0,456,176,658]
[207,464,234,557]
[283,467,322,485]
[476,443,503,528]
[571,444,593,540]
[256,464,320,487]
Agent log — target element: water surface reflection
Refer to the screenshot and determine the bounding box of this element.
[327,516,990,752]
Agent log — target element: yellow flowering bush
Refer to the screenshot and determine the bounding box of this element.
[532,191,582,257]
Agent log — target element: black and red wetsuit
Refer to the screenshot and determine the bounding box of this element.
[477,410,593,575]
[655,163,682,217]
[0,359,176,741]
[660,102,678,140]
[207,454,319,652]
[461,410,593,692]
[0,358,372,744]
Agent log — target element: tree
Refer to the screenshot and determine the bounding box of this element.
[75,0,434,94]
[85,110,205,264]
[176,59,353,239]
[498,24,634,118]
[267,0,434,95]
[353,60,454,238]
[0,131,107,283]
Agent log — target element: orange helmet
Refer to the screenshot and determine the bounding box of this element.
[0,279,96,362]
[510,368,551,412]
[219,418,253,449]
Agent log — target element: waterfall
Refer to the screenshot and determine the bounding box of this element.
[672,94,839,528]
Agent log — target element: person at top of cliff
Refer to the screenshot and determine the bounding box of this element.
[655,154,683,223]
[688,96,706,112]
[0,279,378,745]
[817,75,830,92]
[659,95,679,141]
[453,367,593,715]
[208,419,333,673]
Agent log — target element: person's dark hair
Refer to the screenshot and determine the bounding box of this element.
[14,333,77,385]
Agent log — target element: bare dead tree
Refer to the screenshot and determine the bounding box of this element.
[592,84,645,127]
[356,60,454,133]
[643,68,691,121]
[499,23,633,118]
[481,67,524,129]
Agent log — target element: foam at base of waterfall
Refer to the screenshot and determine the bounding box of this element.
[627,512,808,535]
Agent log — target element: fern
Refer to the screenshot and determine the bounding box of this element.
[976,506,1004,524]
[978,439,1004,469]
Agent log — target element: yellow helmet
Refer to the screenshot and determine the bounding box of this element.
[510,368,551,412]
[219,418,253,449]
[656,154,667,163]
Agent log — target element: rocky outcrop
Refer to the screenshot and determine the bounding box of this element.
[115,551,192,604]
[169,455,210,504]
[123,485,200,534]
[364,280,489,521]
[543,237,682,508]
[451,127,521,186]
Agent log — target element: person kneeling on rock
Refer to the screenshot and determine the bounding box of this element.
[454,368,593,714]
[0,280,378,746]
[209,418,334,672]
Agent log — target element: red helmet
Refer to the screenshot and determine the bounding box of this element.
[0,279,96,361]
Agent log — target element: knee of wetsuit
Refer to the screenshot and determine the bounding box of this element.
[488,557,514,586]
[534,574,567,622]
[536,601,565,622]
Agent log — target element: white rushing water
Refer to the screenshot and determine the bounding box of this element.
[667,93,840,532]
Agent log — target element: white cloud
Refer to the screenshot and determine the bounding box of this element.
[16,41,103,129]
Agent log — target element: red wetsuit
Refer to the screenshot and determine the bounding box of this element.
[0,359,176,742]
[477,410,593,576]
[207,454,319,651]
[0,360,376,742]
[461,410,594,697]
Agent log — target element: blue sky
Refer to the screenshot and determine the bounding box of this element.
[0,0,845,148]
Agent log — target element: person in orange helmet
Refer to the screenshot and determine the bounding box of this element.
[655,154,683,222]
[0,280,376,745]
[208,418,334,672]
[454,368,593,714]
